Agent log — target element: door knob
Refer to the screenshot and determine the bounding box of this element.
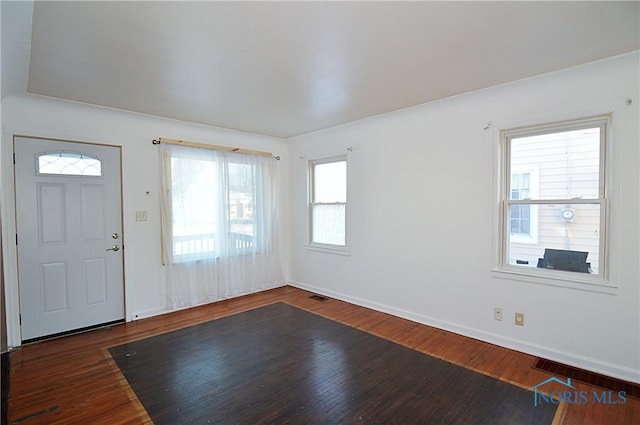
[106,245,120,252]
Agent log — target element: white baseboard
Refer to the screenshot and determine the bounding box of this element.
[289,280,640,384]
[131,282,287,321]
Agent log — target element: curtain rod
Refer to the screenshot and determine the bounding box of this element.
[152,137,279,159]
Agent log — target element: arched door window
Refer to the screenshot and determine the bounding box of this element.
[37,152,102,176]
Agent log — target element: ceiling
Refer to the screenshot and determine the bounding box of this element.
[4,1,640,138]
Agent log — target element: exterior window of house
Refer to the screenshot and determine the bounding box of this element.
[510,173,531,236]
[500,116,608,281]
[309,157,347,249]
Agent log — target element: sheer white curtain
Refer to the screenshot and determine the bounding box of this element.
[159,143,284,309]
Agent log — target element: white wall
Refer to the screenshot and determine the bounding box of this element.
[1,95,290,347]
[287,53,640,383]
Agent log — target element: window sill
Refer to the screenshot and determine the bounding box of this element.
[491,267,618,294]
[305,244,351,256]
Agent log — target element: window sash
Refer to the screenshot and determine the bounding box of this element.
[503,119,607,201]
[311,202,347,246]
[502,200,605,275]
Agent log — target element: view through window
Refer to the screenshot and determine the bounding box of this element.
[169,152,261,261]
[502,117,607,278]
[309,157,347,247]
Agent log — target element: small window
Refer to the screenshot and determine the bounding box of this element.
[500,116,608,281]
[309,157,347,248]
[38,152,102,176]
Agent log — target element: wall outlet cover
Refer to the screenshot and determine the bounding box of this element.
[494,307,503,321]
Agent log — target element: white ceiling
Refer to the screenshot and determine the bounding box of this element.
[5,1,640,138]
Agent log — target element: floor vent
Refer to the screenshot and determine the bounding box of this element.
[309,295,329,302]
[534,358,640,399]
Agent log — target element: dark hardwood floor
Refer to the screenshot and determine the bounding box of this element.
[109,302,557,424]
[6,286,639,424]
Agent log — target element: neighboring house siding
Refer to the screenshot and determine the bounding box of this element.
[509,130,600,273]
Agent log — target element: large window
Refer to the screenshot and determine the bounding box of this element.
[161,144,274,263]
[159,142,282,309]
[309,157,347,248]
[500,116,608,281]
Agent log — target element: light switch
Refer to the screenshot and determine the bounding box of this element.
[136,211,148,222]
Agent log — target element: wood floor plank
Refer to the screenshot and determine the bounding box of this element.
[6,286,638,424]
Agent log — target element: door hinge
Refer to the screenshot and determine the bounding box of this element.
[19,314,22,325]
[15,234,18,245]
[13,152,16,165]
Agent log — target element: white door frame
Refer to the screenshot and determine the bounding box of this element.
[2,134,127,347]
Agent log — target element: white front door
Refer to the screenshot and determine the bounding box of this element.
[14,137,124,341]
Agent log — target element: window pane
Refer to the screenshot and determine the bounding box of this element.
[507,203,600,274]
[314,161,346,203]
[510,204,531,235]
[312,204,346,246]
[38,152,102,176]
[228,162,255,250]
[510,127,600,200]
[171,157,218,258]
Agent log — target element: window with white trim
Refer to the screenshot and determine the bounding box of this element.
[309,157,347,248]
[500,116,608,280]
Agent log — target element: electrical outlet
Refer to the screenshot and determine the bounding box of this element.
[494,307,503,321]
[136,211,148,222]
[515,312,525,326]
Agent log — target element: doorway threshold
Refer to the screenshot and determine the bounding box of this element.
[22,319,124,345]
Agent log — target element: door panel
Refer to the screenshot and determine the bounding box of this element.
[38,183,67,244]
[15,137,124,341]
[41,262,68,312]
[81,184,106,241]
[83,258,107,305]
